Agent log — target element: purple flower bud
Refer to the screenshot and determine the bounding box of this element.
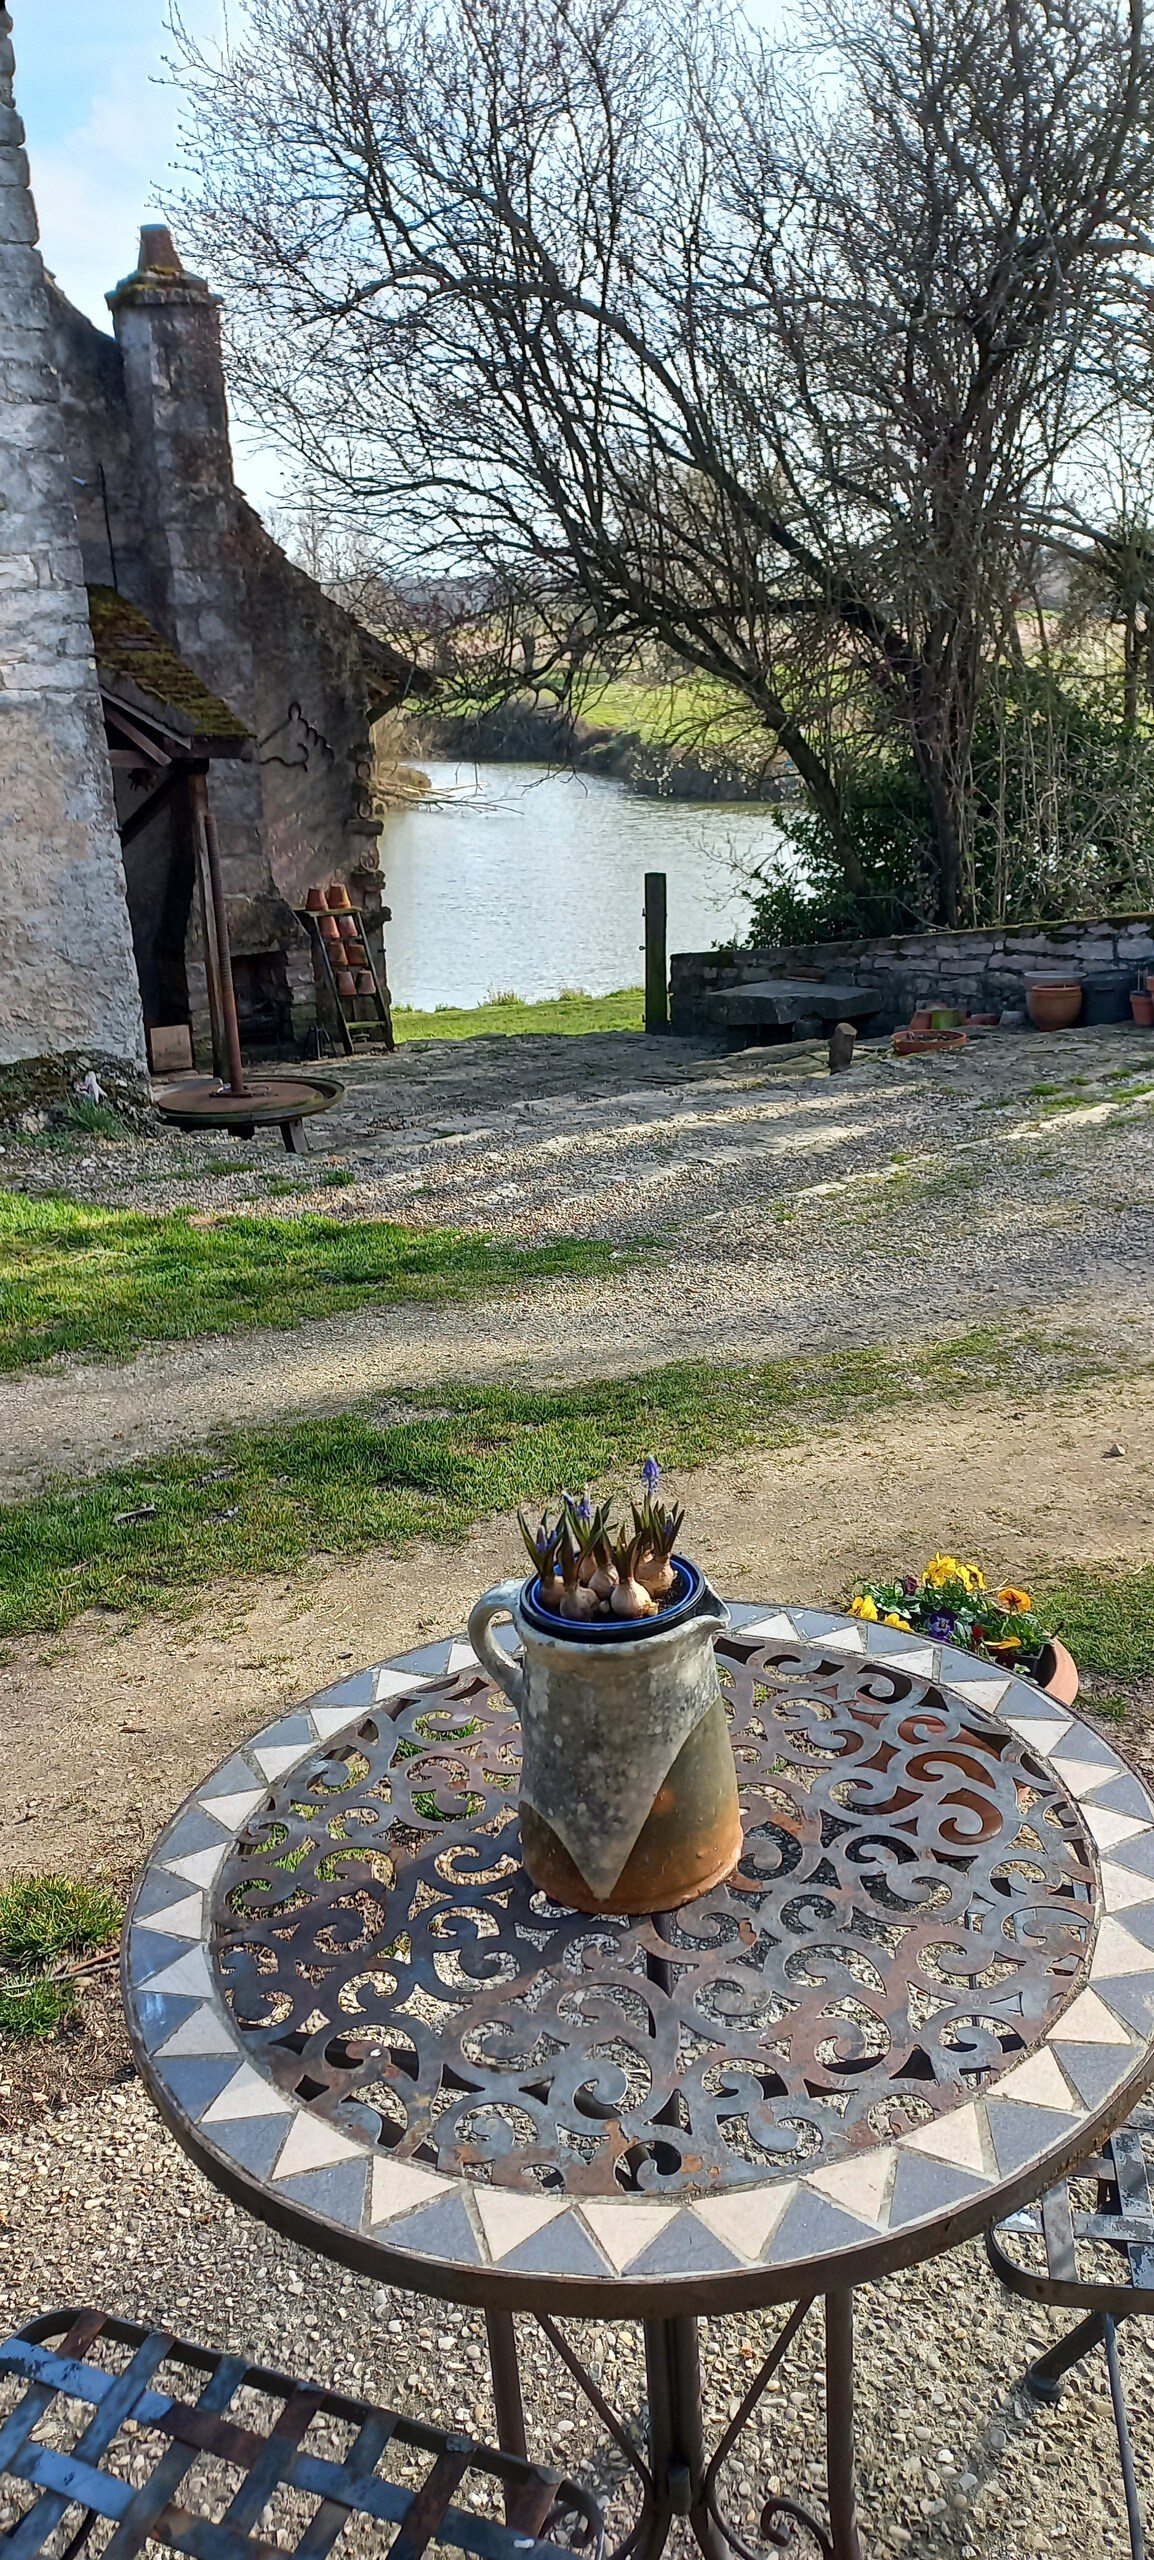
[577,1491,591,1524]
[642,1455,660,1492]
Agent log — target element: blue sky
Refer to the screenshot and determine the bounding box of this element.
[15,0,285,504]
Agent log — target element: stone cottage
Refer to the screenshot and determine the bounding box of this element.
[47,223,429,1059]
[1,3,146,1107]
[3,0,426,1102]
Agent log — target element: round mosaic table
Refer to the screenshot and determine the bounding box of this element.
[123,1603,1154,2560]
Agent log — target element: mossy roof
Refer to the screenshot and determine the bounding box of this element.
[87,585,251,743]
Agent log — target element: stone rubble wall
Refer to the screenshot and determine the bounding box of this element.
[670,914,1154,1037]
[0,7,146,1079]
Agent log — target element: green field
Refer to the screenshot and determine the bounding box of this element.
[578,674,752,746]
[393,986,644,1041]
[0,1191,617,1371]
[0,1323,1124,1637]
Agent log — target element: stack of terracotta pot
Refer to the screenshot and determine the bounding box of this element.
[1132,975,1154,1028]
[305,883,376,998]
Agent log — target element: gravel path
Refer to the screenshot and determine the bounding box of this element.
[1,2078,1148,2558]
[4,1025,1154,1497]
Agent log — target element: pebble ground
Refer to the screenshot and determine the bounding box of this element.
[4,1024,1154,1493]
[0,2081,1148,2560]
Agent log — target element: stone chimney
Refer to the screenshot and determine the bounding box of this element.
[106,224,304,1056]
[0,6,146,1097]
[106,226,252,695]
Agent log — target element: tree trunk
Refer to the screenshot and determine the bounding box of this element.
[1123,612,1139,726]
[914,744,965,925]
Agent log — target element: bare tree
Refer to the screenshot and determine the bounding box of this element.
[174,0,1154,920]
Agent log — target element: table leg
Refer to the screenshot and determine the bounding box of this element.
[486,2306,529,2459]
[643,2316,726,2560]
[824,2290,862,2560]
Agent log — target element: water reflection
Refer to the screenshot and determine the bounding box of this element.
[378,760,787,1009]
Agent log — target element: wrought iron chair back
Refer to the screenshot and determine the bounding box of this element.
[986,2105,1154,2560]
[0,2311,603,2560]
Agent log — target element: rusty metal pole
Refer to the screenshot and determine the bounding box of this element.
[190,771,246,1096]
[189,772,226,1082]
[825,2288,863,2560]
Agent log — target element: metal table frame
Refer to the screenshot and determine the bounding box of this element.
[123,1604,1154,2560]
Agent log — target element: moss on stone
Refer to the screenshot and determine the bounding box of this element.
[87,586,250,742]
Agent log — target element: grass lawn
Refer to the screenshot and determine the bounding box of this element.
[393,986,643,1041]
[1034,1563,1154,1681]
[0,1322,1124,1638]
[579,674,753,746]
[0,1876,122,2040]
[0,1191,618,1372]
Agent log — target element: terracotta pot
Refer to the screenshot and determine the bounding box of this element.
[1131,992,1154,1026]
[355,971,376,995]
[336,914,356,941]
[327,881,352,911]
[967,1013,999,1028]
[909,1009,934,1033]
[344,940,366,966]
[893,1030,967,1056]
[320,915,342,944]
[335,969,357,999]
[1146,973,1154,994]
[305,886,327,913]
[1033,1636,1079,1708]
[1026,979,1082,1030]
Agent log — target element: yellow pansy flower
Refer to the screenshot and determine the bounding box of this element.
[923,1553,985,1594]
[996,1586,1032,1613]
[850,1594,879,1620]
[883,1611,912,1629]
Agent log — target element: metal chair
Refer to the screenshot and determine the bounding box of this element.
[986,2107,1154,2560]
[0,2309,603,2560]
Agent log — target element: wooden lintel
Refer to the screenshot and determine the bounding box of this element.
[118,761,191,849]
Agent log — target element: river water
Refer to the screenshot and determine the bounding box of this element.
[377,760,786,1010]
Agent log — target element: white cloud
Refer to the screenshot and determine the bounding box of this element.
[27,57,177,328]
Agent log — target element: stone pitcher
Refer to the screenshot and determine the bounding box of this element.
[467,1571,741,1914]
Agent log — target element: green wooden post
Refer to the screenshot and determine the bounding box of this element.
[645,870,669,1033]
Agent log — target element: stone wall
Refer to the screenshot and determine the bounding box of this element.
[238,507,399,911]
[52,229,416,1057]
[0,7,146,1083]
[670,914,1154,1037]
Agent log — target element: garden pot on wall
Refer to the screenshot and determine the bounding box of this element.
[468,1565,740,1915]
[1026,979,1083,1030]
[1131,992,1154,1027]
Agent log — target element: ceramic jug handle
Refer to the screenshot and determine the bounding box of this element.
[468,1581,528,1713]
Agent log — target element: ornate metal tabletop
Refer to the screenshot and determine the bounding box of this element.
[124,1603,1154,2316]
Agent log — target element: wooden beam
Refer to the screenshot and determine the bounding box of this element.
[118,762,190,848]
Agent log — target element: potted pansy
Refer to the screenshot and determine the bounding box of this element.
[848,1553,1078,1704]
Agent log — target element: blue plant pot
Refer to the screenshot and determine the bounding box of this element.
[520,1553,706,1644]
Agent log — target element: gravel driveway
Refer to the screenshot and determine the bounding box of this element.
[3,1025,1154,1496]
[1,2079,1147,2559]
